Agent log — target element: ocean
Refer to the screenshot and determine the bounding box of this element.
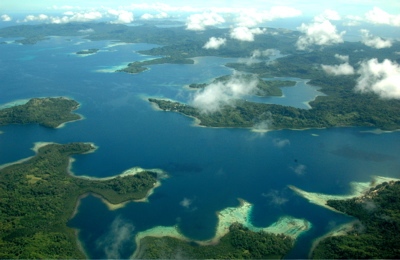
[1,36,399,259]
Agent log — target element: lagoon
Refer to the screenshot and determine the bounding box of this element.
[1,36,399,259]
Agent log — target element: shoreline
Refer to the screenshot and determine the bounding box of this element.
[308,220,357,258]
[288,175,400,214]
[131,198,311,258]
[290,175,400,257]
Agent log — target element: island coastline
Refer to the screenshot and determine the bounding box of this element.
[132,198,310,258]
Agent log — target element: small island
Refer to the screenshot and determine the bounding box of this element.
[0,97,82,128]
[0,142,164,259]
[75,48,99,55]
[133,199,310,259]
[116,56,194,74]
[290,176,400,259]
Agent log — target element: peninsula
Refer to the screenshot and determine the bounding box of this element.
[116,56,194,74]
[290,176,400,259]
[0,142,162,259]
[133,199,310,259]
[0,97,82,128]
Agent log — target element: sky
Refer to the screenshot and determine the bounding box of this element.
[1,0,399,18]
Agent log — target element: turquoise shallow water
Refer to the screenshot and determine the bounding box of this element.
[1,37,399,259]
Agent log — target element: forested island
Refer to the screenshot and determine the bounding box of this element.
[116,56,194,74]
[0,142,160,259]
[136,223,294,259]
[0,97,82,128]
[76,48,99,55]
[149,93,400,130]
[133,199,309,259]
[311,181,400,259]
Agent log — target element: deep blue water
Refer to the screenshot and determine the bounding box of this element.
[1,36,399,259]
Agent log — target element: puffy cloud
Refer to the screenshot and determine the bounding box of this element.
[108,10,134,24]
[53,11,103,23]
[242,49,279,66]
[236,6,302,27]
[322,63,355,75]
[22,14,49,22]
[314,9,341,22]
[95,216,135,259]
[262,190,289,205]
[203,37,226,49]
[360,29,393,49]
[186,12,225,31]
[230,27,266,42]
[19,11,103,24]
[1,14,12,22]
[190,72,259,113]
[290,164,306,175]
[355,59,400,99]
[335,54,349,62]
[273,138,290,148]
[141,12,169,20]
[296,20,345,50]
[252,118,273,132]
[251,49,279,58]
[365,7,400,27]
[179,198,192,208]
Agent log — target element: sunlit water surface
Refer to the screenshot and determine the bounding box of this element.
[1,37,399,259]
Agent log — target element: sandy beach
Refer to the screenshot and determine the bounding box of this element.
[289,175,400,213]
[131,198,311,258]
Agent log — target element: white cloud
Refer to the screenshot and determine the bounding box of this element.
[236,6,301,27]
[22,14,49,22]
[291,164,306,175]
[179,198,192,208]
[314,9,341,22]
[203,37,226,49]
[342,20,361,26]
[95,216,135,259]
[322,63,355,75]
[186,12,225,31]
[335,54,349,62]
[19,11,103,24]
[190,72,259,113]
[242,49,279,65]
[365,7,400,27]
[296,20,345,50]
[355,59,400,99]
[108,10,134,24]
[251,49,279,58]
[230,27,266,42]
[141,12,169,20]
[262,190,289,205]
[1,14,12,22]
[273,138,291,148]
[360,29,393,49]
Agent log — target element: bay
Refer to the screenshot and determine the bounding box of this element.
[1,36,399,259]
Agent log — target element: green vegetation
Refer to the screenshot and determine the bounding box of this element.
[117,56,194,74]
[14,36,49,45]
[136,223,293,259]
[0,97,82,128]
[0,142,158,259]
[312,181,400,259]
[149,93,400,130]
[76,48,99,55]
[188,74,296,97]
